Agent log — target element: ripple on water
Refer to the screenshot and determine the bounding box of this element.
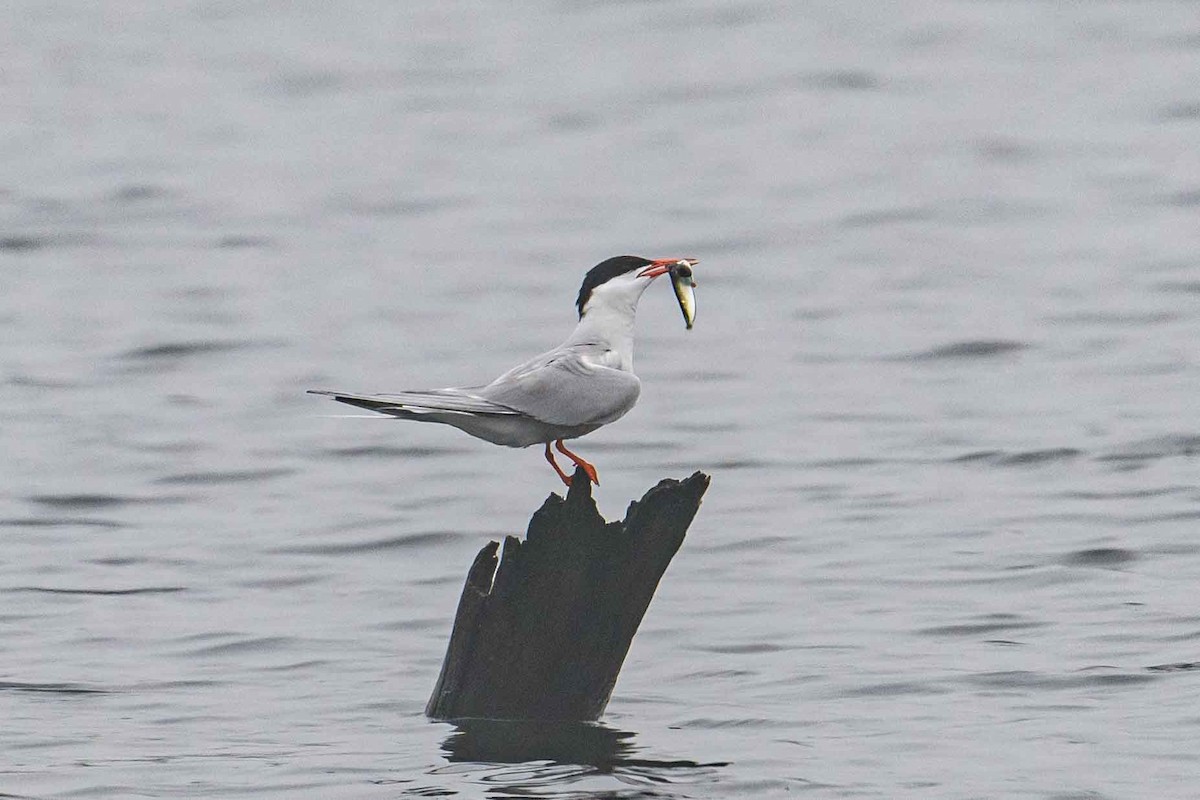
[1157,279,1200,294]
[154,467,296,485]
[0,516,125,529]
[699,533,793,554]
[12,586,186,596]
[0,234,47,251]
[1158,101,1200,121]
[0,681,109,695]
[115,339,286,374]
[7,372,88,389]
[27,493,130,509]
[1060,548,1139,569]
[1157,189,1200,208]
[119,340,258,360]
[974,136,1041,163]
[964,669,1158,691]
[26,493,183,510]
[275,530,457,556]
[0,231,99,251]
[1098,433,1200,463]
[905,340,1030,361]
[181,635,298,658]
[108,182,169,203]
[918,614,1047,638]
[320,444,471,459]
[695,642,791,655]
[673,718,796,734]
[1045,309,1177,327]
[951,448,1084,467]
[236,573,327,590]
[1146,662,1200,673]
[841,680,950,698]
[214,234,273,249]
[1057,486,1187,501]
[837,206,931,229]
[799,68,882,91]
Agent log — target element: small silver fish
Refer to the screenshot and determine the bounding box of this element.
[669,259,698,330]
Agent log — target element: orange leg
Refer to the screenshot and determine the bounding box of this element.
[545,441,573,487]
[555,439,599,485]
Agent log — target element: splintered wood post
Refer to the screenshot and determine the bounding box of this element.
[426,468,710,721]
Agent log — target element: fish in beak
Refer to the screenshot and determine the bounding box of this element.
[669,259,698,330]
[637,258,698,329]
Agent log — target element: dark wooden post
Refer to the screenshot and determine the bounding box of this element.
[426,468,710,721]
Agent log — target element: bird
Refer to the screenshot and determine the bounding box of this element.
[309,255,698,487]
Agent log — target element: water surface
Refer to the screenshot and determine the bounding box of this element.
[3,2,1200,797]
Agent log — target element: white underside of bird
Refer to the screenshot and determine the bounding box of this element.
[310,255,698,486]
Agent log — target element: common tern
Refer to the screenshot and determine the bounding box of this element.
[310,255,698,486]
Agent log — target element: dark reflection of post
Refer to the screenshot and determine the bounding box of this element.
[439,719,728,776]
[440,719,634,770]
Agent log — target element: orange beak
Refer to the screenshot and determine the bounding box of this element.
[638,257,699,278]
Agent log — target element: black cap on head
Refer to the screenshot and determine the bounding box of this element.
[575,255,652,317]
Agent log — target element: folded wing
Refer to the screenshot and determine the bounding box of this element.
[307,388,521,417]
[477,352,640,427]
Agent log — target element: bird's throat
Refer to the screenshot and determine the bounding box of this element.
[567,306,638,371]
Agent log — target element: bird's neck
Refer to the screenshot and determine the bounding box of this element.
[564,305,639,371]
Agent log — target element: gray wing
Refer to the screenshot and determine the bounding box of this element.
[475,351,640,427]
[307,388,521,417]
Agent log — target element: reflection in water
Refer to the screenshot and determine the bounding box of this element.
[441,719,635,767]
[434,719,726,796]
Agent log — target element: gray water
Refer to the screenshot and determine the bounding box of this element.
[3,1,1200,797]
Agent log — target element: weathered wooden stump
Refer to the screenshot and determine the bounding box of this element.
[426,467,710,721]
